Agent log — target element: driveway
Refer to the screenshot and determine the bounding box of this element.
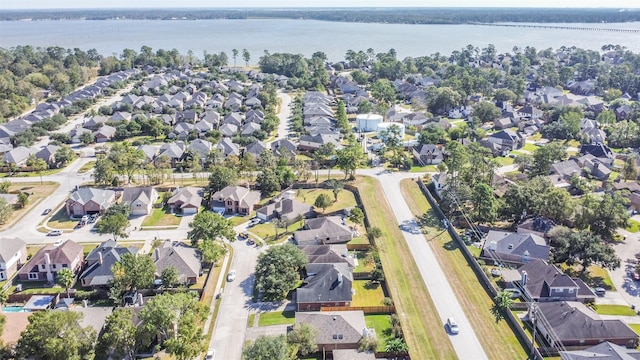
[359,168,489,360]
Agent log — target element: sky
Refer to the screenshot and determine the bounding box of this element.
[2,0,639,9]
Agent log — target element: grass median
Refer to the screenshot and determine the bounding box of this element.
[400,179,528,360]
[354,176,456,360]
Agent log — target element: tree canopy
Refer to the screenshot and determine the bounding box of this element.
[254,244,307,301]
[187,211,235,245]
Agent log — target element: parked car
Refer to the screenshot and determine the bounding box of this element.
[53,238,64,247]
[594,287,606,296]
[205,349,215,360]
[447,317,459,334]
[239,232,249,239]
[247,239,255,246]
[227,270,236,282]
[42,208,52,215]
[47,230,63,236]
[248,218,261,227]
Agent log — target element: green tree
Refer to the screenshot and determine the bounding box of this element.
[187,211,235,246]
[198,240,228,266]
[93,157,116,186]
[232,48,238,66]
[56,268,75,298]
[314,193,333,213]
[549,227,620,272]
[419,124,448,144]
[371,79,396,107]
[243,335,289,360]
[596,109,617,126]
[0,181,10,194]
[471,183,497,224]
[54,145,76,166]
[491,291,514,323]
[358,335,378,352]
[107,142,146,184]
[256,168,281,195]
[366,226,383,242]
[207,165,238,193]
[0,197,13,225]
[386,338,409,353]
[161,266,180,288]
[428,86,461,114]
[623,155,639,181]
[254,244,307,301]
[287,322,318,357]
[79,131,94,145]
[242,49,251,67]
[95,213,129,241]
[531,141,567,176]
[336,144,365,179]
[15,310,97,360]
[28,156,48,185]
[473,101,502,123]
[17,192,29,208]
[443,140,468,185]
[95,308,137,360]
[348,207,365,228]
[576,193,629,241]
[111,253,156,292]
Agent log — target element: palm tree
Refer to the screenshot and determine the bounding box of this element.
[491,290,514,323]
[56,268,75,298]
[273,217,288,241]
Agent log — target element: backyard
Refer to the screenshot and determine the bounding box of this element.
[364,314,393,352]
[399,179,528,360]
[351,280,386,307]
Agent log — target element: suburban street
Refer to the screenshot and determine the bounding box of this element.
[359,168,489,360]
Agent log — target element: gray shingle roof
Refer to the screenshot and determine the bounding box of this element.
[295,311,365,346]
[69,188,115,207]
[0,237,26,263]
[297,263,353,304]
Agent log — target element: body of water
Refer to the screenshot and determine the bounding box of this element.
[1,19,639,61]
[2,306,27,313]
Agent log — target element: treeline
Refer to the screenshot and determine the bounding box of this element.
[2,8,640,24]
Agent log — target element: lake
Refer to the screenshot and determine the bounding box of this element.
[1,19,639,61]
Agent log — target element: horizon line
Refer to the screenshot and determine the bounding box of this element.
[4,6,640,10]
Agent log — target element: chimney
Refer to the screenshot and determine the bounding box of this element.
[138,293,144,306]
[521,271,528,286]
[44,252,51,265]
[154,248,160,260]
[337,273,343,284]
[98,252,103,265]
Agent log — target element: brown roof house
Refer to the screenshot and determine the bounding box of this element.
[18,240,83,282]
[153,240,202,285]
[294,216,354,246]
[298,245,355,268]
[210,186,260,215]
[502,260,595,302]
[65,187,116,217]
[167,187,203,215]
[295,311,373,353]
[481,230,550,265]
[0,237,27,281]
[296,263,353,311]
[79,240,138,288]
[256,190,313,222]
[529,301,638,349]
[121,187,159,216]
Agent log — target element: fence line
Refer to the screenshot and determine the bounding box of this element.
[321,305,396,314]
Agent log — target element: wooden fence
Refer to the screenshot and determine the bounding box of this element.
[320,305,396,314]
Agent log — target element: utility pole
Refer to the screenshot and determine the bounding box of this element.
[530,303,537,360]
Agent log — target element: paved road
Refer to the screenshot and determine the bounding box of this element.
[359,168,489,360]
[266,90,292,146]
[609,227,640,307]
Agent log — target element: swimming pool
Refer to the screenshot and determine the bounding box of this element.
[2,306,27,313]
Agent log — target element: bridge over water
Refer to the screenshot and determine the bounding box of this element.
[471,22,640,33]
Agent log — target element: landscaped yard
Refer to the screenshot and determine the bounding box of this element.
[257,310,295,327]
[559,264,616,291]
[354,176,456,360]
[46,207,78,230]
[521,142,540,153]
[592,304,636,316]
[351,280,386,307]
[466,245,482,258]
[228,212,254,226]
[399,179,528,360]
[365,314,393,351]
[410,165,438,173]
[296,188,357,214]
[353,251,375,273]
[347,236,369,245]
[141,207,181,228]
[494,156,515,166]
[249,219,303,243]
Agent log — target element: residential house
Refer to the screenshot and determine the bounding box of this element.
[35,145,60,166]
[481,230,550,265]
[518,105,543,120]
[294,216,354,245]
[530,301,638,349]
[219,123,239,137]
[559,342,640,360]
[431,172,448,198]
[412,144,444,165]
[241,122,261,136]
[493,117,514,130]
[517,217,556,238]
[3,146,36,167]
[576,153,612,180]
[298,134,342,152]
[580,143,614,167]
[256,190,313,221]
[217,138,241,157]
[167,187,203,215]
[187,139,213,158]
[297,263,353,311]
[271,139,298,158]
[138,144,159,163]
[210,186,261,215]
[79,240,138,288]
[298,245,355,268]
[18,240,83,282]
[121,187,159,216]
[153,240,201,285]
[479,138,509,157]
[332,349,376,360]
[94,125,116,143]
[295,311,369,353]
[245,141,267,157]
[502,260,595,302]
[486,129,524,151]
[65,188,116,216]
[551,159,582,179]
[0,237,27,281]
[158,142,186,166]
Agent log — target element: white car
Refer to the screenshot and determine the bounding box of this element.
[48,230,63,237]
[248,218,261,227]
[205,349,215,360]
[227,270,236,282]
[447,317,459,334]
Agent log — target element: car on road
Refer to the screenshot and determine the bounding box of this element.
[227,270,236,282]
[248,218,261,227]
[247,239,255,246]
[205,349,215,360]
[447,317,459,334]
[239,232,249,239]
[47,230,63,236]
[42,208,52,215]
[53,238,64,247]
[632,271,640,282]
[594,287,606,296]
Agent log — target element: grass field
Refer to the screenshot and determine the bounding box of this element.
[351,280,386,307]
[257,310,295,327]
[521,142,540,153]
[4,182,60,229]
[141,207,181,227]
[353,251,375,273]
[630,323,640,336]
[365,314,393,351]
[296,187,357,213]
[593,304,636,316]
[399,179,528,360]
[410,165,438,173]
[77,160,96,173]
[46,207,78,230]
[354,176,456,360]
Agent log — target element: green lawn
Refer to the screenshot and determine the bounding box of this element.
[296,188,357,214]
[228,212,255,226]
[250,219,303,243]
[521,142,540,153]
[560,264,616,291]
[467,245,482,258]
[247,313,256,328]
[351,280,386,307]
[365,314,393,352]
[46,207,78,230]
[78,161,96,174]
[353,251,375,273]
[410,165,438,173]
[257,310,295,327]
[593,304,636,316]
[348,236,370,245]
[141,207,181,227]
[14,281,66,295]
[627,219,640,233]
[630,323,640,336]
[494,156,515,166]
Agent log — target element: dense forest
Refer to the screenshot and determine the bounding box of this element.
[2,8,640,24]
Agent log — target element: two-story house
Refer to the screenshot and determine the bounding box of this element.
[0,237,27,281]
[18,240,83,282]
[210,186,261,215]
